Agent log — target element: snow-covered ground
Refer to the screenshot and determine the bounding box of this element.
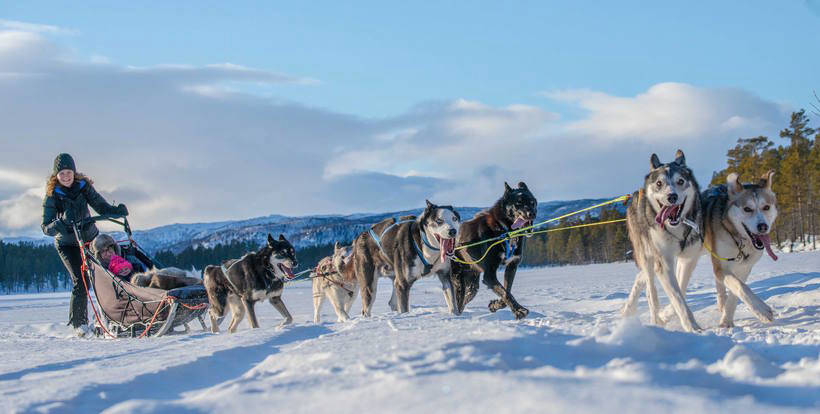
[1,251,818,413]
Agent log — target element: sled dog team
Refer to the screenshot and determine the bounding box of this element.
[204,150,779,334]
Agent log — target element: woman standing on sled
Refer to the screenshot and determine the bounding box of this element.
[41,153,128,336]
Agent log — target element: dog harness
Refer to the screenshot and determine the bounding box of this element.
[369,219,433,269]
[312,263,356,297]
[220,253,281,293]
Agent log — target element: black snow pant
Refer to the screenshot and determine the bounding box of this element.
[56,244,89,328]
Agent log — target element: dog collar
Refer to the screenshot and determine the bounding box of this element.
[420,229,440,251]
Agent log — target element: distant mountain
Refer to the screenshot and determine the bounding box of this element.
[3,198,626,254]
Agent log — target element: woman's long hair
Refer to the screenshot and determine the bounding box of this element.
[45,173,94,196]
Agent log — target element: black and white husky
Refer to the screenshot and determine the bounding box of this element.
[203,234,297,333]
[621,151,703,332]
[690,171,778,327]
[351,200,461,316]
[312,242,358,323]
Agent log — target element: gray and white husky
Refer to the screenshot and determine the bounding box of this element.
[312,242,358,323]
[621,150,703,332]
[682,171,778,328]
[352,200,461,316]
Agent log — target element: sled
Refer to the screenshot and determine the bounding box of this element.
[73,214,210,338]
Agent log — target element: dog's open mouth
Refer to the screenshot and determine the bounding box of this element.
[655,201,683,228]
[278,263,296,280]
[435,234,456,262]
[743,224,778,261]
[511,217,532,230]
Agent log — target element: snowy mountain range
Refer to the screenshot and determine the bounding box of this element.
[4,198,626,253]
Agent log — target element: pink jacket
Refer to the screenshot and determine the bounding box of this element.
[108,254,133,277]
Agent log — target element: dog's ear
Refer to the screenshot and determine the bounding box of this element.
[674,149,686,166]
[726,173,742,197]
[425,199,435,210]
[334,241,340,252]
[517,181,529,191]
[267,233,275,246]
[650,153,662,169]
[504,182,513,193]
[762,170,775,191]
[278,233,287,242]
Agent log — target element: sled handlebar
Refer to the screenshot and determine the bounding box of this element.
[74,214,128,226]
[71,214,132,236]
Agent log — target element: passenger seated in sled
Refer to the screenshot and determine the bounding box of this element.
[91,234,202,290]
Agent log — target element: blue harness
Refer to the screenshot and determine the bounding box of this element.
[369,219,435,268]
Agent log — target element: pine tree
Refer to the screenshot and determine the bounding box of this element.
[779,110,816,244]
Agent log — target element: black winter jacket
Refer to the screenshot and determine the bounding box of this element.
[41,180,118,246]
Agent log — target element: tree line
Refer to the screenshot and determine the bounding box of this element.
[709,109,819,250]
[0,241,70,293]
[2,109,816,292]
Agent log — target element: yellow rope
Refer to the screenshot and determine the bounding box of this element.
[508,194,631,238]
[525,218,627,237]
[702,240,736,262]
[451,218,628,265]
[451,239,509,265]
[454,194,631,252]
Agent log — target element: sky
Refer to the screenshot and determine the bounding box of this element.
[0,1,819,237]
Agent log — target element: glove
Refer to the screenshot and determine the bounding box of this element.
[44,219,68,235]
[115,203,129,216]
[58,210,76,226]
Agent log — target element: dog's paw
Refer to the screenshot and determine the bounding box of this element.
[758,305,775,323]
[513,307,529,320]
[488,299,506,313]
[718,320,734,329]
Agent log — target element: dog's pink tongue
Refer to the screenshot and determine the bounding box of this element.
[759,234,778,261]
[280,264,295,279]
[512,218,528,230]
[440,238,455,263]
[655,205,679,228]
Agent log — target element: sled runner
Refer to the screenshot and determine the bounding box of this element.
[72,214,210,338]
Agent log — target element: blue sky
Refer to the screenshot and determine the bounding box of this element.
[5,1,818,117]
[0,1,818,236]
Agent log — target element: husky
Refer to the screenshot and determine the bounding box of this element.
[685,171,778,328]
[312,242,358,323]
[621,150,703,332]
[203,234,297,333]
[352,200,460,316]
[451,182,537,319]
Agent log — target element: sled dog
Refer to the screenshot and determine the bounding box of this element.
[692,171,778,327]
[621,151,703,332]
[352,201,460,316]
[204,234,296,333]
[312,242,358,323]
[451,182,537,319]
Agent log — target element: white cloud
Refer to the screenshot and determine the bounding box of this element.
[0,19,75,35]
[543,82,787,141]
[0,25,794,238]
[0,188,44,232]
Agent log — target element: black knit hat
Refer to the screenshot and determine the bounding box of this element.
[53,153,76,174]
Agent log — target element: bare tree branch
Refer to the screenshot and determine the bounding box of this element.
[812,90,820,117]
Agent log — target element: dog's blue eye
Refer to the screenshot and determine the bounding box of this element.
[677,179,684,186]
